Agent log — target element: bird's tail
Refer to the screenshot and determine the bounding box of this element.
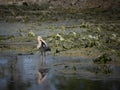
[45,46,51,51]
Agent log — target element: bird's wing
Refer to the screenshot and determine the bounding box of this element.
[41,39,48,47]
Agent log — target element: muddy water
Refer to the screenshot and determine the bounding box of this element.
[0,53,120,90]
[0,20,85,37]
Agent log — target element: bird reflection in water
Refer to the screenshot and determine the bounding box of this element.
[13,55,50,87]
[37,68,49,84]
[8,68,49,90]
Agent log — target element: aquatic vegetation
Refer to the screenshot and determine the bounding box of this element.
[80,22,90,28]
[0,4,119,55]
[0,22,119,58]
[49,25,57,30]
[60,26,66,30]
[93,54,112,64]
[72,32,77,37]
[46,31,104,54]
[56,34,65,41]
[97,27,101,32]
[0,35,14,41]
[94,65,113,74]
[28,30,35,37]
[111,33,117,40]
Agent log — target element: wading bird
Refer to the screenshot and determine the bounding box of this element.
[37,36,51,65]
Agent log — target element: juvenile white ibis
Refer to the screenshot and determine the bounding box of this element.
[37,36,51,65]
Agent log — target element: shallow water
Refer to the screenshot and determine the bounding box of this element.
[0,54,120,90]
[0,20,85,37]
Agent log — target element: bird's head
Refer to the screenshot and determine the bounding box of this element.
[37,36,43,42]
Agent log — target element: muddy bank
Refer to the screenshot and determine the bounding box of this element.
[0,3,119,23]
[0,18,120,60]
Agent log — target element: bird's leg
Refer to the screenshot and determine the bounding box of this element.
[41,51,44,66]
[42,52,46,65]
[41,51,46,66]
